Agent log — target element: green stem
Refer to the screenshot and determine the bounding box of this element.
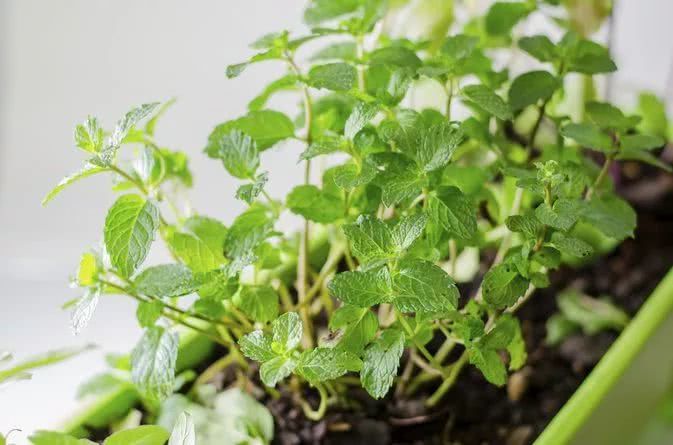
[585,154,614,200]
[299,383,328,421]
[426,351,469,407]
[396,310,449,378]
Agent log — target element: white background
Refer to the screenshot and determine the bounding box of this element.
[1,0,673,442]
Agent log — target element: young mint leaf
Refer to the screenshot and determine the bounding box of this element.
[239,330,276,363]
[505,316,527,370]
[207,129,259,179]
[136,300,163,328]
[328,268,392,308]
[557,290,630,335]
[329,305,379,353]
[462,84,513,120]
[360,329,405,399]
[98,103,160,165]
[485,1,533,36]
[272,312,303,352]
[428,186,477,240]
[332,160,378,190]
[135,264,198,298]
[308,63,357,91]
[343,215,394,265]
[560,122,614,151]
[76,252,100,287]
[234,285,279,323]
[206,110,294,151]
[393,259,459,316]
[168,412,196,445]
[226,47,284,79]
[296,348,362,383]
[417,122,463,172]
[131,326,179,402]
[534,198,581,231]
[345,102,378,139]
[224,207,274,260]
[480,315,517,350]
[508,70,559,111]
[550,232,593,258]
[482,263,530,309]
[260,356,297,387]
[74,116,104,153]
[391,213,428,251]
[43,163,107,205]
[580,196,636,240]
[286,185,344,223]
[518,35,558,62]
[103,426,169,445]
[71,288,100,335]
[468,346,507,386]
[236,172,269,204]
[104,194,159,278]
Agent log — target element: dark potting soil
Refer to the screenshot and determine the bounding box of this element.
[266,162,673,445]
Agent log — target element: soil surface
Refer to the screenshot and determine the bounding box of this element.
[266,159,673,445]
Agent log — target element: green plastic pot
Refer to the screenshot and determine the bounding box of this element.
[62,268,673,444]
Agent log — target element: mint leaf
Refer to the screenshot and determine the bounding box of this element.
[260,356,297,387]
[329,305,378,353]
[311,42,358,62]
[104,194,159,278]
[99,103,159,165]
[560,122,614,151]
[234,285,279,323]
[224,207,274,260]
[343,215,394,265]
[585,101,630,131]
[506,213,542,238]
[534,199,581,231]
[462,84,512,120]
[482,263,529,309]
[287,185,344,223]
[372,153,424,206]
[620,134,665,151]
[136,300,163,328]
[557,290,629,335]
[360,329,405,399]
[300,135,348,161]
[441,34,479,60]
[206,110,294,151]
[428,186,477,239]
[75,116,104,153]
[168,412,195,445]
[550,232,593,258]
[135,264,198,298]
[168,217,228,274]
[296,348,362,383]
[239,330,276,363]
[249,75,298,111]
[518,35,558,62]
[332,160,378,190]
[43,163,106,205]
[345,103,378,139]
[207,129,259,179]
[30,432,96,445]
[566,40,616,75]
[393,260,459,316]
[71,288,100,335]
[236,172,269,204]
[272,312,303,352]
[508,71,559,111]
[308,63,357,91]
[131,326,179,402]
[468,346,507,386]
[485,2,532,36]
[580,196,636,240]
[391,213,428,250]
[304,0,360,25]
[104,426,169,445]
[328,268,392,308]
[418,122,463,171]
[369,46,422,69]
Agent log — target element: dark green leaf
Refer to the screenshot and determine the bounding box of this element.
[518,35,558,62]
[580,196,636,240]
[508,71,559,111]
[343,215,394,265]
[482,263,529,309]
[329,268,392,308]
[485,2,533,36]
[296,348,362,383]
[360,329,405,399]
[560,122,613,151]
[393,260,459,316]
[462,84,512,120]
[428,186,477,239]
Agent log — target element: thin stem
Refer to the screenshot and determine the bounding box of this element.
[585,154,614,200]
[448,239,458,276]
[396,310,449,378]
[426,351,469,407]
[299,383,328,421]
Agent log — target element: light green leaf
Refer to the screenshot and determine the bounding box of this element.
[393,259,459,316]
[272,312,303,352]
[207,129,259,179]
[131,326,179,402]
[100,103,160,165]
[482,263,529,309]
[74,116,104,153]
[369,46,422,69]
[468,346,507,386]
[391,213,428,250]
[239,330,276,363]
[43,163,106,205]
[637,92,669,138]
[104,426,169,445]
[508,70,559,111]
[236,171,269,204]
[518,35,558,62]
[545,313,580,346]
[534,198,581,231]
[308,63,357,91]
[234,285,279,323]
[71,288,100,335]
[345,102,378,139]
[260,356,296,387]
[0,345,92,386]
[168,412,195,445]
[585,101,629,130]
[560,122,613,151]
[428,186,477,239]
[104,194,159,278]
[136,300,164,328]
[557,290,630,335]
[30,431,96,445]
[168,233,221,274]
[135,264,198,297]
[329,305,379,353]
[417,122,463,171]
[286,185,344,223]
[485,1,532,36]
[300,135,347,160]
[566,40,616,75]
[581,196,636,240]
[343,215,394,265]
[332,160,377,190]
[620,134,665,151]
[372,152,424,206]
[296,348,362,383]
[206,110,294,152]
[224,207,274,260]
[249,75,298,111]
[360,329,405,399]
[328,268,392,308]
[462,84,512,120]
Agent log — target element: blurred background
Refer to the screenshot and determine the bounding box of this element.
[1,0,673,443]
